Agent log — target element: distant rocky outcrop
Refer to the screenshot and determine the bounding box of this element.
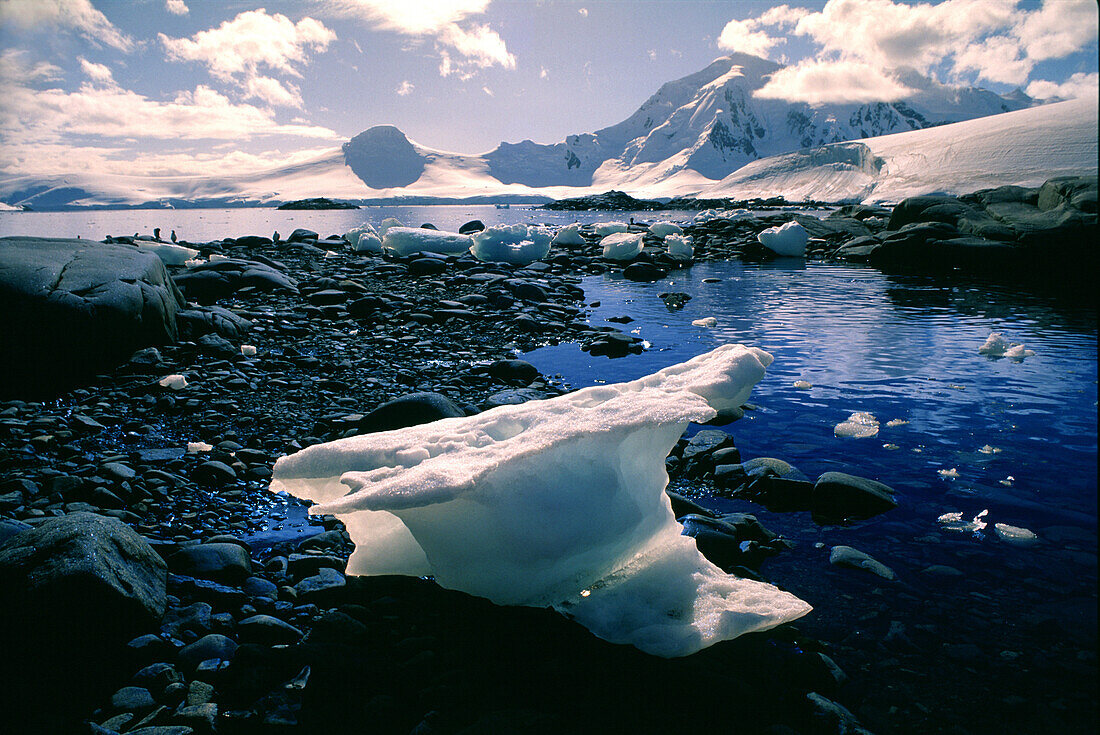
[276,197,359,210]
[0,236,185,396]
[833,176,1098,275]
[342,125,426,189]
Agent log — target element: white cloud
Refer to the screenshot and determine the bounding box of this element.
[165,0,189,15]
[324,0,515,77]
[0,49,63,84]
[78,57,115,86]
[729,0,1098,97]
[755,59,915,105]
[0,0,134,51]
[160,9,336,107]
[717,18,783,58]
[396,79,414,95]
[1026,71,1099,100]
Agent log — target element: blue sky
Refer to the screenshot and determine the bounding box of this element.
[1,0,1096,178]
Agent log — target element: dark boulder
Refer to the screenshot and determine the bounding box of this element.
[0,513,167,730]
[0,237,185,396]
[176,305,253,340]
[173,257,298,303]
[359,392,465,433]
[488,359,540,383]
[812,471,897,521]
[459,219,486,234]
[623,262,667,282]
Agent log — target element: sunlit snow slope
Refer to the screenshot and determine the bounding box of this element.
[700,97,1098,204]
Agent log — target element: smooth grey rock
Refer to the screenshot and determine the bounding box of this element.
[359,392,465,433]
[829,545,896,580]
[170,543,251,584]
[178,634,238,671]
[812,471,898,520]
[238,614,304,645]
[0,237,185,395]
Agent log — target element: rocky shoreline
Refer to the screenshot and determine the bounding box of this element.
[0,176,1095,734]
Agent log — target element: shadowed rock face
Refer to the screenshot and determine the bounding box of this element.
[0,236,186,397]
[342,125,426,189]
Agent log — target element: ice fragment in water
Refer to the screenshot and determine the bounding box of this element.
[978,444,1001,455]
[241,344,257,356]
[187,441,213,454]
[833,411,879,438]
[885,418,909,427]
[939,509,989,535]
[270,344,811,657]
[600,232,644,261]
[692,317,717,328]
[757,221,808,257]
[938,468,960,478]
[552,223,585,246]
[470,224,551,265]
[665,233,694,258]
[649,222,683,237]
[793,380,812,389]
[594,221,630,236]
[382,227,472,256]
[994,523,1039,545]
[345,224,383,253]
[979,332,1035,360]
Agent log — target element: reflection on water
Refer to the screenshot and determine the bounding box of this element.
[527,258,1098,730]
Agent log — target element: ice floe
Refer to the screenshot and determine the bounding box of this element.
[344,224,383,253]
[470,224,551,266]
[648,222,683,237]
[978,332,1035,360]
[382,227,473,257]
[692,317,717,328]
[600,232,644,261]
[551,223,586,246]
[270,344,812,657]
[594,221,630,236]
[664,233,694,258]
[833,411,879,438]
[757,221,808,257]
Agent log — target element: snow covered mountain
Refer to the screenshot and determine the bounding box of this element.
[2,53,1092,209]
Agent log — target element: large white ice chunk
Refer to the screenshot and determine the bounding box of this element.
[757,221,808,257]
[382,227,473,257]
[600,232,644,261]
[665,233,694,258]
[270,344,811,657]
[649,222,683,237]
[552,223,586,246]
[594,221,630,236]
[344,225,383,253]
[470,224,551,266]
[978,332,1035,360]
[135,241,199,266]
[377,218,403,237]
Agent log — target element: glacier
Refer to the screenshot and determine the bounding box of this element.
[270,344,812,657]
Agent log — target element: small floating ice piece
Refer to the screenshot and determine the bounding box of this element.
[691,317,717,328]
[938,468,960,479]
[885,418,909,427]
[187,441,213,454]
[979,332,1034,360]
[649,222,683,237]
[994,523,1039,545]
[834,411,879,438]
[600,232,644,261]
[978,445,1001,455]
[270,344,811,657]
[594,221,630,236]
[552,223,585,246]
[793,380,812,389]
[939,509,989,534]
[665,233,694,258]
[241,344,257,356]
[757,221,808,257]
[159,374,188,390]
[470,224,551,266]
[208,253,229,263]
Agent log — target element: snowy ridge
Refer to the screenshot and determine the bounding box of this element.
[1,53,1093,209]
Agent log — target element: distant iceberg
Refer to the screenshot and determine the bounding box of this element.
[271,344,811,657]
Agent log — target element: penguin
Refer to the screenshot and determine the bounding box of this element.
[153,227,161,240]
[170,230,177,242]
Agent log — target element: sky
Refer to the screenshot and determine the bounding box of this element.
[0,0,1096,180]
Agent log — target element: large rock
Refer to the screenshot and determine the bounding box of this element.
[358,392,466,433]
[173,257,298,303]
[0,237,185,396]
[0,512,167,730]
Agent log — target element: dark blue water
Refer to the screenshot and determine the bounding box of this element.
[527,259,1097,727]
